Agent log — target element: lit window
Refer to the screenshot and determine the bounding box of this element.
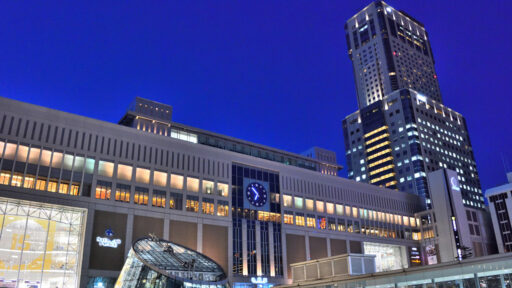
[284,213,294,224]
[283,195,292,207]
[59,182,69,194]
[16,145,28,162]
[23,175,35,189]
[217,200,229,217]
[294,197,304,209]
[85,158,95,174]
[345,206,351,217]
[217,183,229,197]
[316,201,325,213]
[326,202,334,214]
[51,152,63,169]
[202,198,214,215]
[63,154,74,170]
[306,215,316,228]
[40,150,52,166]
[98,161,114,177]
[35,178,46,190]
[134,187,149,205]
[336,204,344,215]
[170,174,184,190]
[95,181,112,200]
[352,207,358,218]
[305,199,314,211]
[186,177,199,192]
[11,173,23,187]
[152,190,166,208]
[3,143,16,160]
[153,171,167,187]
[135,168,150,184]
[73,156,85,172]
[186,195,199,212]
[202,180,214,194]
[0,141,3,157]
[28,148,41,164]
[295,214,305,226]
[70,183,80,196]
[47,180,58,192]
[117,164,133,181]
[115,184,131,202]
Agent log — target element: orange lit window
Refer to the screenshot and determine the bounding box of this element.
[152,190,166,208]
[284,214,294,225]
[202,200,214,215]
[134,188,149,205]
[47,180,58,192]
[217,200,229,217]
[95,181,112,200]
[70,184,80,196]
[23,176,35,189]
[115,184,131,202]
[59,182,69,194]
[186,196,199,212]
[0,171,10,185]
[35,179,46,191]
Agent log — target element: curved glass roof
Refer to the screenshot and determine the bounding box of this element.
[132,236,226,283]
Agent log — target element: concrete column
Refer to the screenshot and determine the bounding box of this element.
[197,219,203,253]
[228,222,234,280]
[163,217,170,240]
[242,219,248,275]
[305,233,310,261]
[327,238,332,257]
[125,213,134,258]
[256,221,262,275]
[281,227,288,280]
[268,223,275,277]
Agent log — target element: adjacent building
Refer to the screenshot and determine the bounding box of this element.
[300,147,340,176]
[342,1,483,211]
[0,96,427,288]
[485,173,512,254]
[416,169,495,265]
[345,1,441,109]
[343,89,483,209]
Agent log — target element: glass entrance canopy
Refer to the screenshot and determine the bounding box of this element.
[115,236,228,288]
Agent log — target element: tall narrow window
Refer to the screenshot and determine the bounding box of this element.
[217,200,229,217]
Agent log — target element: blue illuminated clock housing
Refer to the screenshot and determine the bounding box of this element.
[246,182,268,207]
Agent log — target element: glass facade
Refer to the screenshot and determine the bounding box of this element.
[115,237,227,288]
[0,197,86,288]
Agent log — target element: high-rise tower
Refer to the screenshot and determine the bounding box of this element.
[342,2,484,210]
[345,1,441,109]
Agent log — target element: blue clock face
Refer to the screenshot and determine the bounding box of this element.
[246,182,268,207]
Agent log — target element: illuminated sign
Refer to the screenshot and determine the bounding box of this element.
[426,244,438,265]
[96,228,122,248]
[450,177,460,192]
[251,277,268,284]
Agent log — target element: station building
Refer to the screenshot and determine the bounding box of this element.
[0,96,431,288]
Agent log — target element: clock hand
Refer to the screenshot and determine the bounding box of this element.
[251,187,260,200]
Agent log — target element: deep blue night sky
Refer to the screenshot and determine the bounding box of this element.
[1,1,511,195]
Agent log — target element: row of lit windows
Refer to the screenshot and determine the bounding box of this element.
[96,160,229,197]
[0,171,80,195]
[282,195,419,227]
[283,212,421,240]
[0,142,231,198]
[94,181,230,217]
[0,142,95,173]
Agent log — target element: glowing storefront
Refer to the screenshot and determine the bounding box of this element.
[0,197,86,288]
